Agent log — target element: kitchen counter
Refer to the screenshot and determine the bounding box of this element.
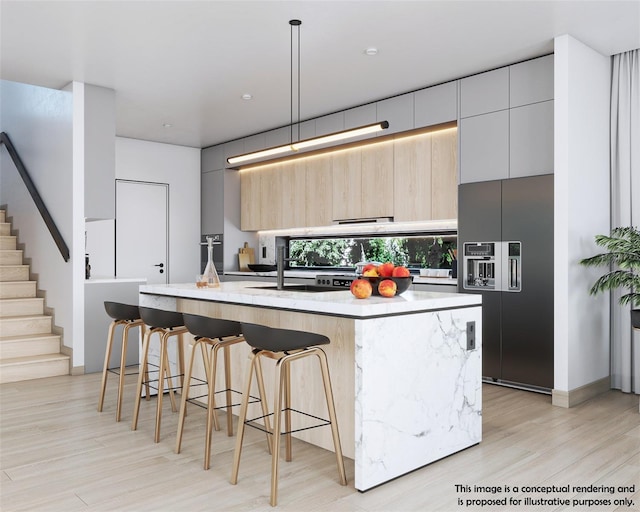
[139,281,481,491]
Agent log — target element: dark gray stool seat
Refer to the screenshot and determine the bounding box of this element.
[132,307,188,443]
[231,322,347,506]
[98,302,145,422]
[175,314,270,470]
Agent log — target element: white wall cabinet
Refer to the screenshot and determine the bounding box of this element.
[460,110,509,183]
[460,67,509,118]
[510,100,554,178]
[459,55,554,184]
[414,81,458,128]
[510,54,554,107]
[377,93,414,135]
[201,170,224,234]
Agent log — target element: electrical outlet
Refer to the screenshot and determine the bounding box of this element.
[466,321,476,350]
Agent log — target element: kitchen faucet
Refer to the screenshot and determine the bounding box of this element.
[276,246,290,290]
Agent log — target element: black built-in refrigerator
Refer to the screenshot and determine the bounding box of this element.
[458,174,554,391]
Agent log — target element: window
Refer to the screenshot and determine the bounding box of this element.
[285,232,457,271]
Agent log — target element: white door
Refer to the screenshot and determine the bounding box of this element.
[116,180,168,284]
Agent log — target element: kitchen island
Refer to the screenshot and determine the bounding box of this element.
[139,281,482,491]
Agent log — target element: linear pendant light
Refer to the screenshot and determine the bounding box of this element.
[227,19,389,166]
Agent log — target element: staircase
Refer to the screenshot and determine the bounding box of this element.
[0,209,70,383]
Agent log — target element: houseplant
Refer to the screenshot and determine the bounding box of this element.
[580,226,640,328]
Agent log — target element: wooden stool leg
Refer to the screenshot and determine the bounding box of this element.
[270,356,286,507]
[175,338,201,454]
[155,331,169,443]
[204,340,221,470]
[209,342,221,432]
[115,322,134,422]
[284,360,292,462]
[316,348,347,486]
[223,344,233,436]
[253,354,272,454]
[165,336,178,413]
[141,324,150,400]
[132,328,153,431]
[98,320,118,412]
[230,349,258,485]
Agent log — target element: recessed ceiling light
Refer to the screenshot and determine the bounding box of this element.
[242,93,253,100]
[162,123,172,128]
[364,48,378,56]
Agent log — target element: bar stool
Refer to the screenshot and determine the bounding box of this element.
[230,322,347,507]
[131,307,188,443]
[175,314,271,470]
[97,302,145,421]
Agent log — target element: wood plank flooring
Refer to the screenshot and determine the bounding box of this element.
[1,373,638,511]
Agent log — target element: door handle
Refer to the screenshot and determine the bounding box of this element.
[154,263,164,268]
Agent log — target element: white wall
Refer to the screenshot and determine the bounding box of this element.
[0,80,76,353]
[115,137,200,282]
[554,35,611,395]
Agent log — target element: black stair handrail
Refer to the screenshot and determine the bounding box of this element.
[0,132,70,261]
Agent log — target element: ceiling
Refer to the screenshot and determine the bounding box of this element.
[1,1,639,149]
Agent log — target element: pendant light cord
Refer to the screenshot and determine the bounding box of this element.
[289,20,301,145]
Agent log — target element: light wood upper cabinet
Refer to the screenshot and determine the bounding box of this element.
[241,127,457,230]
[393,135,432,222]
[332,143,394,221]
[332,147,363,221]
[431,129,458,220]
[393,129,457,222]
[280,159,307,229]
[361,142,394,218]
[305,156,333,227]
[240,168,262,231]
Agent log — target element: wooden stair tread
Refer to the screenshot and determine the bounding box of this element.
[0,333,60,343]
[0,353,70,366]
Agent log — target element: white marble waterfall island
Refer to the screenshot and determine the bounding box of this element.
[139,281,482,491]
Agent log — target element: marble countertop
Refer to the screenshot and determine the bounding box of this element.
[140,281,479,319]
[85,277,147,284]
[223,270,458,286]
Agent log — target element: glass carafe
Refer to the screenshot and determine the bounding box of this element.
[202,236,220,287]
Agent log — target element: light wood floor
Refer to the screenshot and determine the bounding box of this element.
[1,373,638,511]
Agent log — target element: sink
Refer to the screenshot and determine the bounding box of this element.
[250,284,344,293]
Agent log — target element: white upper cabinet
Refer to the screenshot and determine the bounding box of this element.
[510,55,554,107]
[509,100,554,178]
[460,110,510,183]
[460,67,509,118]
[316,111,345,136]
[377,93,414,135]
[343,104,377,143]
[265,126,290,147]
[223,139,245,166]
[201,169,224,234]
[414,81,458,128]
[202,144,225,172]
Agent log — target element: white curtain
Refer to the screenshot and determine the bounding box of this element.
[610,49,640,394]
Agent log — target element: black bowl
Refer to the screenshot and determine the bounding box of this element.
[248,264,277,272]
[360,275,413,296]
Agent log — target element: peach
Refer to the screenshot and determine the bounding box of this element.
[392,266,411,277]
[378,262,395,277]
[363,268,379,277]
[350,278,373,299]
[378,279,397,297]
[362,263,378,274]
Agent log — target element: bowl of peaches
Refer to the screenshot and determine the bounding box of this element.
[349,262,413,299]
